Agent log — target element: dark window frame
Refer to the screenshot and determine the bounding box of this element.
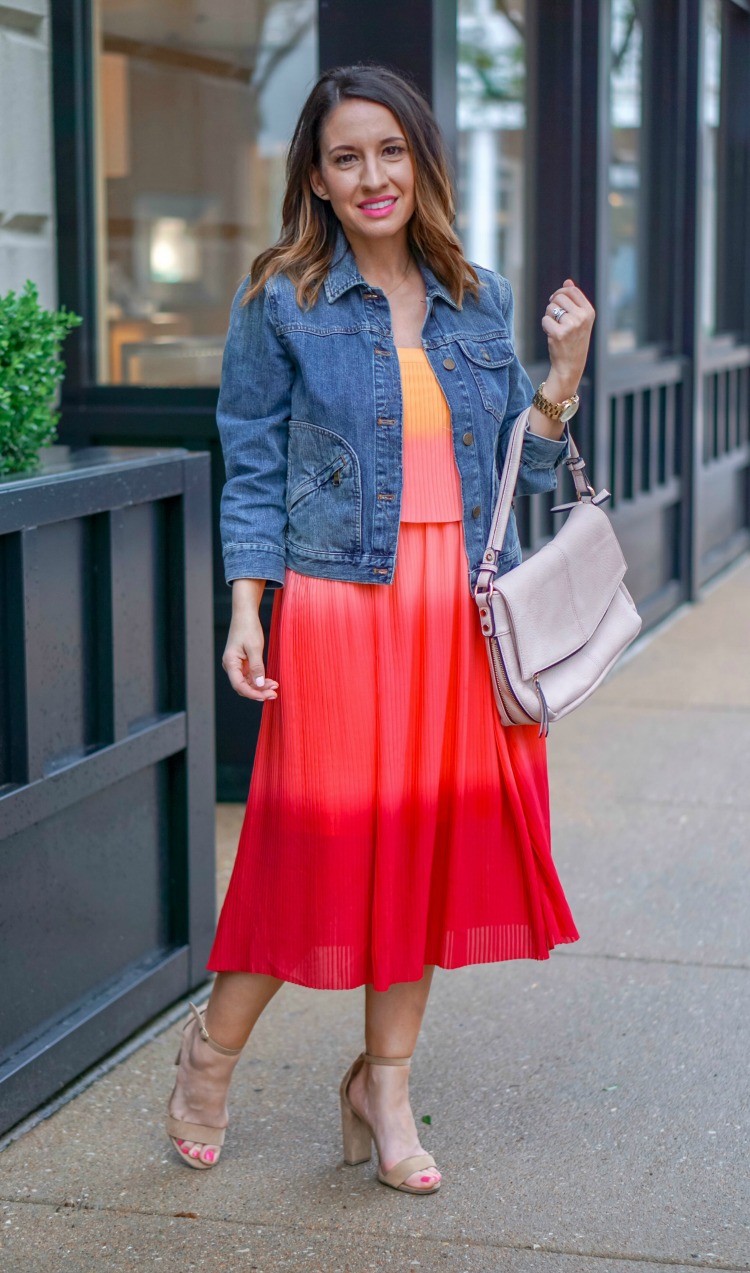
[713,0,750,342]
[51,0,220,425]
[599,0,687,363]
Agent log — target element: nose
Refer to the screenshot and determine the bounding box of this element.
[360,153,389,192]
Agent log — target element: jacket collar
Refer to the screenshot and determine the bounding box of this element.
[323,222,461,311]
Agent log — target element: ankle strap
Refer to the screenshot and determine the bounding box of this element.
[188,1002,243,1057]
[364,1052,412,1066]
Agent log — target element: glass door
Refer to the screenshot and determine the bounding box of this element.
[92,0,317,386]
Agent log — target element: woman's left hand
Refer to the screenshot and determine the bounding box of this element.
[542,278,596,397]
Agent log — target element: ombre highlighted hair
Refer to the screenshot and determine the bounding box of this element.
[242,63,481,310]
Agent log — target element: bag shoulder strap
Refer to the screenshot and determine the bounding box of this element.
[474,407,593,600]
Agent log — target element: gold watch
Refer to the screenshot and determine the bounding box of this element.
[532,381,580,423]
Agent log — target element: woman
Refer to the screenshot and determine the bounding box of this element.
[166,63,594,1195]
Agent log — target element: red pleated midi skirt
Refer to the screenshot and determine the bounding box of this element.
[208,349,579,991]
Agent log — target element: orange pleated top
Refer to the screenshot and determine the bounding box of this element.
[397,347,464,522]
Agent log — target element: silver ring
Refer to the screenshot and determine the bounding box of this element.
[552,305,566,323]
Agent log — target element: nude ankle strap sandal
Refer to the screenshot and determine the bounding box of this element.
[166,1001,243,1170]
[339,1051,442,1194]
[181,1001,244,1058]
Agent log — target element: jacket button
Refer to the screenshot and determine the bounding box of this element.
[482,349,492,361]
[462,431,474,445]
[472,505,481,518]
[443,356,456,370]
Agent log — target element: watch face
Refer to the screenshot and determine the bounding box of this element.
[560,399,580,423]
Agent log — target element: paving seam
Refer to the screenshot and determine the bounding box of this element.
[0,1198,746,1271]
[554,795,750,810]
[579,703,750,714]
[554,951,749,972]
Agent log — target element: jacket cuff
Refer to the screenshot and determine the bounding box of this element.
[521,420,571,470]
[223,543,286,588]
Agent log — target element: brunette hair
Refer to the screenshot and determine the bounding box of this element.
[241,63,481,310]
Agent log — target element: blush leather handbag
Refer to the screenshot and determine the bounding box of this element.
[473,407,642,735]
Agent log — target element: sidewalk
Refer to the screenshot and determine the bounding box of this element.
[1,560,748,1273]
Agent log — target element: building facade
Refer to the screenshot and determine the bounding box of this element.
[3,0,749,797]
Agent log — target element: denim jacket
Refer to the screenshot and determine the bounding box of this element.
[217,225,569,594]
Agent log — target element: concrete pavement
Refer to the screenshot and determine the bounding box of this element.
[1,559,749,1273]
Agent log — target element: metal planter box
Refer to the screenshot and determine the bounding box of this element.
[0,445,216,1135]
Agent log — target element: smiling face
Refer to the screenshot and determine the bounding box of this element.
[309,98,416,249]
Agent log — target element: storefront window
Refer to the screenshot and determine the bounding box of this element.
[701,0,722,337]
[92,1,317,385]
[607,0,644,353]
[456,0,527,357]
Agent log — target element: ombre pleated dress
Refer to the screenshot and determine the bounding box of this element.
[208,347,579,991]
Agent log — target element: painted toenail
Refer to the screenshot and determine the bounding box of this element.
[421,1175,432,1182]
[204,1150,214,1162]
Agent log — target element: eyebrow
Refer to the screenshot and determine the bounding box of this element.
[327,135,406,155]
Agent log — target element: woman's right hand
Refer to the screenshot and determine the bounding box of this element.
[222,580,279,702]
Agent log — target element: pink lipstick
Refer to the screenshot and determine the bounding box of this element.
[358,197,397,219]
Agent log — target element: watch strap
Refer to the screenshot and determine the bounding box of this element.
[532,382,579,420]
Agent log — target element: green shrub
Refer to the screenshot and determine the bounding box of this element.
[0,279,83,477]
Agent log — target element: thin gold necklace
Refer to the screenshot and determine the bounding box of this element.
[386,262,428,305]
[363,258,414,298]
[382,260,415,298]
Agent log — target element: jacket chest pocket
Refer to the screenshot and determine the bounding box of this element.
[286,420,362,555]
[455,336,515,424]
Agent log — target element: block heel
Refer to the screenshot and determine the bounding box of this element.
[339,1053,373,1163]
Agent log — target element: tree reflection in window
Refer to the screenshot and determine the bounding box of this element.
[457,0,527,358]
[608,0,643,353]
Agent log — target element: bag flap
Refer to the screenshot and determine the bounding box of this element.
[494,503,627,680]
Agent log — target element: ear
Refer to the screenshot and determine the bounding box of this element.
[309,167,330,201]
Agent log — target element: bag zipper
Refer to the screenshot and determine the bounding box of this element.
[488,640,535,728]
[533,674,550,738]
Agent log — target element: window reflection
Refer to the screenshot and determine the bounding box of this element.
[457,0,527,358]
[608,0,643,353]
[93,0,317,386]
[701,0,721,337]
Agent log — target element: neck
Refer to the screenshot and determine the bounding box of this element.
[347,227,413,290]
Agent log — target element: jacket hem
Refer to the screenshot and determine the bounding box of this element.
[285,547,395,581]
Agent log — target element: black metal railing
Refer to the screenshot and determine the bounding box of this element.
[0,446,216,1135]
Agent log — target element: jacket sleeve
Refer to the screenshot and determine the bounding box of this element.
[216,276,293,588]
[494,273,571,497]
